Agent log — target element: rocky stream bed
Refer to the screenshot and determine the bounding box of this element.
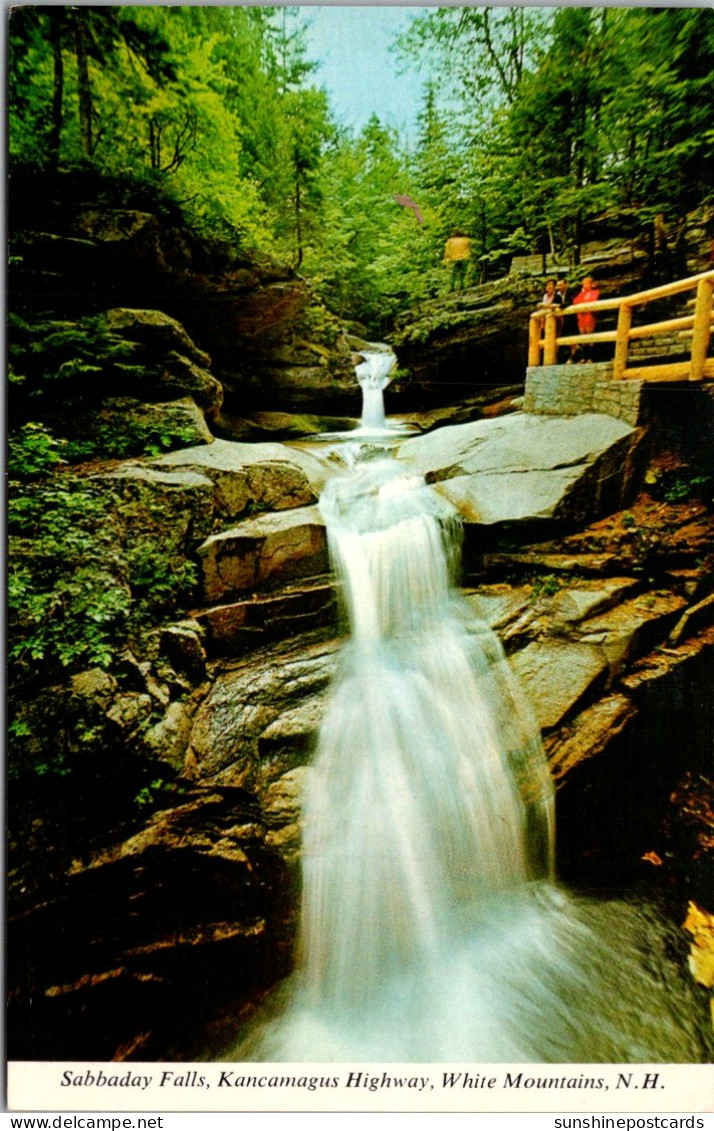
[8,413,714,1063]
[8,182,714,1063]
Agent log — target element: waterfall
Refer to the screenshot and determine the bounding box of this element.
[231,457,706,1063]
[300,462,554,1001]
[355,351,395,432]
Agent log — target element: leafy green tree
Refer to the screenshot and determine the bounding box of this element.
[603,9,714,226]
[308,115,436,327]
[9,6,173,166]
[506,8,615,264]
[400,6,549,116]
[249,7,332,267]
[401,6,713,276]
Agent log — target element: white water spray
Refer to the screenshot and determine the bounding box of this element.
[355,351,395,432]
[231,459,707,1063]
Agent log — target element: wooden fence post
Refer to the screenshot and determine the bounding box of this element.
[543,309,557,365]
[690,277,713,381]
[528,315,542,367]
[613,303,632,379]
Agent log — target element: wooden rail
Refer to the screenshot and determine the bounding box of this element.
[528,269,714,382]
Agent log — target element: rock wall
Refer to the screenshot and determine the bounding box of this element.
[9,171,358,421]
[524,364,648,426]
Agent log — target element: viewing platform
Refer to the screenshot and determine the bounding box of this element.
[525,270,714,426]
[527,270,714,377]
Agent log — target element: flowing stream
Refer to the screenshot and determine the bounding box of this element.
[230,452,707,1063]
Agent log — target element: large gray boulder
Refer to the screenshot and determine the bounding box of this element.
[197,505,328,604]
[92,438,331,548]
[101,308,223,413]
[155,437,333,509]
[102,307,211,367]
[395,412,647,527]
[188,637,338,787]
[78,395,214,454]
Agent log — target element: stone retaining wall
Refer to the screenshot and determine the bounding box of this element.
[524,363,646,426]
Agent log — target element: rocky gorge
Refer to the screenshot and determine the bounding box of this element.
[7,177,714,1063]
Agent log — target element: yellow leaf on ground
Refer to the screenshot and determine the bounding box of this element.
[683,901,714,989]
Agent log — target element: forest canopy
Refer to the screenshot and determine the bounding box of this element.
[8,4,714,328]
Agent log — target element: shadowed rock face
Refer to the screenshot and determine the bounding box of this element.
[9,179,359,416]
[7,787,296,1062]
[390,276,541,400]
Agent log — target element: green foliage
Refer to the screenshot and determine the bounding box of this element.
[531,573,561,599]
[134,778,168,809]
[9,412,200,474]
[7,422,66,477]
[64,415,200,463]
[10,561,130,672]
[8,485,130,683]
[126,543,198,621]
[9,313,134,401]
[297,302,341,349]
[663,471,712,504]
[7,5,714,333]
[8,479,200,698]
[7,471,203,789]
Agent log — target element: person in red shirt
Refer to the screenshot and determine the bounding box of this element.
[572,276,600,362]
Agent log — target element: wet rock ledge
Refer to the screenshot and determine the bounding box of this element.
[7,421,714,1062]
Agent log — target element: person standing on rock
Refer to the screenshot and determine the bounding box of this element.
[572,275,600,363]
[444,230,472,292]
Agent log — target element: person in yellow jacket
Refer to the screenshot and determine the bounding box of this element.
[444,230,472,292]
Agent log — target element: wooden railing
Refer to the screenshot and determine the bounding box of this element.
[528,269,714,382]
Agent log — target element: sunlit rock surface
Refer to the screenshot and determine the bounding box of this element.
[155,437,332,502]
[197,506,328,604]
[395,412,647,526]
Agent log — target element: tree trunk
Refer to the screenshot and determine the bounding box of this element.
[149,119,160,170]
[294,169,303,270]
[48,13,64,174]
[547,219,557,261]
[73,10,93,158]
[574,209,583,266]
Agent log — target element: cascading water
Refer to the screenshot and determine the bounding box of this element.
[355,351,396,433]
[305,348,415,447]
[231,456,707,1063]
